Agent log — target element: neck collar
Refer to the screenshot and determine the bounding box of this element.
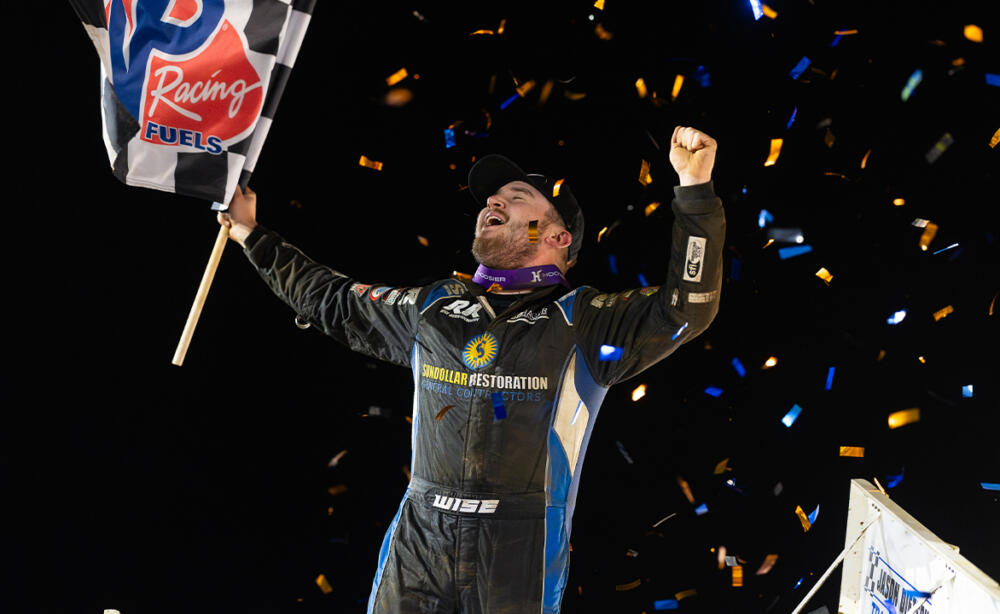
[472,264,570,292]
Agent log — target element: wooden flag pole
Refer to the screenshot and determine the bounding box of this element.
[172,223,230,366]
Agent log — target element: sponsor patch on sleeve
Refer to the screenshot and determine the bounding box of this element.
[683,236,707,283]
[688,290,719,304]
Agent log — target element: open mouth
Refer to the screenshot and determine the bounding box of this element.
[483,212,506,228]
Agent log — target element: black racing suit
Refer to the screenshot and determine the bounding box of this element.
[241,181,725,613]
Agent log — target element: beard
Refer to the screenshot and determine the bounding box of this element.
[471,219,539,269]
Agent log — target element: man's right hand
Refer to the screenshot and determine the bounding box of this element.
[218,186,258,247]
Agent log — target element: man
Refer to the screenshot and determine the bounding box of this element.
[219,125,724,613]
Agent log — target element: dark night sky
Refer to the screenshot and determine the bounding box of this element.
[9,1,999,613]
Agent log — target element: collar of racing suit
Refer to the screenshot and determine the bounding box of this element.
[471,264,570,293]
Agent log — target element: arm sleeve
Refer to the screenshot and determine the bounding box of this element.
[242,225,423,367]
[574,181,725,386]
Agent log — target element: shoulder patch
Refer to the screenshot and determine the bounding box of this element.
[421,279,469,314]
[350,283,372,298]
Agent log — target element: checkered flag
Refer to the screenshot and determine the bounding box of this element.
[69,0,317,206]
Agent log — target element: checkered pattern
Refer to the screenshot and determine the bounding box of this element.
[69,0,316,206]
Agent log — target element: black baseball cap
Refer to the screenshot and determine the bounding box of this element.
[468,154,585,263]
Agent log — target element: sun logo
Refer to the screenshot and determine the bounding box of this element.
[462,332,499,370]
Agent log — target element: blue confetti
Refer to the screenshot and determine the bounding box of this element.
[982,482,1000,491]
[499,92,520,110]
[986,73,1000,87]
[443,128,456,148]
[672,322,689,341]
[638,272,649,286]
[778,244,812,259]
[901,69,923,101]
[789,56,811,80]
[825,366,836,390]
[962,384,973,398]
[732,357,746,378]
[807,504,820,525]
[887,309,907,325]
[793,577,804,590]
[730,258,743,280]
[903,589,933,601]
[693,65,711,87]
[749,0,763,20]
[704,386,723,398]
[608,255,619,275]
[694,503,709,515]
[830,34,842,47]
[782,404,802,427]
[758,209,774,228]
[654,599,679,610]
[491,392,507,421]
[933,242,959,255]
[786,106,798,129]
[887,468,904,488]
[599,345,624,361]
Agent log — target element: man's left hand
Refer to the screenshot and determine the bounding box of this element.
[669,126,717,186]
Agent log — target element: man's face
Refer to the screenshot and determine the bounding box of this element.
[471,181,555,269]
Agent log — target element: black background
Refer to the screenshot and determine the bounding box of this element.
[10,1,999,613]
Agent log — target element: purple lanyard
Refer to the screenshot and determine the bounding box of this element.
[471,264,570,291]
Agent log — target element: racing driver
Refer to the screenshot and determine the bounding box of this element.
[219,125,725,613]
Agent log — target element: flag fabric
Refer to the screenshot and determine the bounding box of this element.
[69,0,316,206]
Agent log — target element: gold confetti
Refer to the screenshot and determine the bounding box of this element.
[553,178,565,197]
[676,589,697,600]
[877,349,886,361]
[990,292,998,315]
[516,80,537,97]
[528,220,539,243]
[328,484,348,496]
[990,128,1000,148]
[470,29,495,35]
[834,29,859,35]
[873,476,888,496]
[713,458,729,475]
[716,545,726,569]
[402,465,411,480]
[316,574,333,594]
[964,24,983,43]
[756,554,779,575]
[417,235,429,247]
[632,384,647,401]
[918,355,927,364]
[816,267,834,285]
[597,226,609,242]
[763,356,778,369]
[732,565,743,587]
[952,57,966,66]
[383,88,413,107]
[404,415,413,424]
[594,0,605,9]
[594,23,613,40]
[762,4,778,18]
[671,74,684,101]
[933,305,954,321]
[435,405,455,420]
[563,90,587,101]
[638,159,653,185]
[385,67,408,86]
[762,239,774,249]
[764,138,783,166]
[919,222,938,251]
[451,271,472,282]
[359,155,383,171]
[839,446,865,457]
[635,77,647,98]
[893,198,906,206]
[824,127,836,148]
[860,148,872,168]
[677,475,695,504]
[497,18,506,35]
[644,202,661,216]
[615,579,641,591]
[539,80,554,105]
[486,283,503,293]
[795,505,812,532]
[328,449,348,467]
[888,408,921,429]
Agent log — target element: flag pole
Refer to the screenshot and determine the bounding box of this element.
[172,223,230,366]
